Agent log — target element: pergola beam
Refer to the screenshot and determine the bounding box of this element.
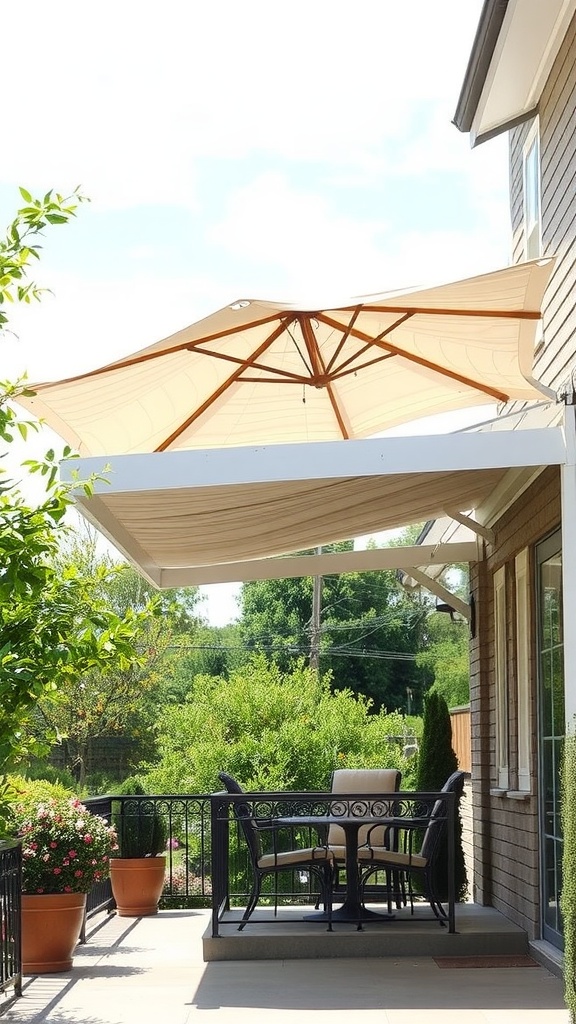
[404,568,471,621]
[156,541,480,588]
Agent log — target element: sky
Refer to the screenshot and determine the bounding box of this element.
[1,0,510,625]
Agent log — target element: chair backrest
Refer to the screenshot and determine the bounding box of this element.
[218,772,261,864]
[328,768,401,848]
[419,769,465,863]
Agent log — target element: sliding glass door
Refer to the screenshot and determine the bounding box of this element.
[537,530,564,948]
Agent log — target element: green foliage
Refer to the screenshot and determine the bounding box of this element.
[562,731,576,1022]
[416,691,466,901]
[239,549,429,713]
[27,532,188,787]
[0,382,147,784]
[0,187,87,328]
[8,774,73,803]
[416,690,458,792]
[112,777,167,858]
[416,613,470,708]
[143,655,418,796]
[159,623,245,704]
[0,190,146,830]
[18,760,78,792]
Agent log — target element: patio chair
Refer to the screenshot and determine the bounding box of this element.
[326,768,402,910]
[218,772,335,930]
[357,769,465,925]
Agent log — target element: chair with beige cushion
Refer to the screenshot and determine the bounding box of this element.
[327,768,402,909]
[218,772,335,930]
[358,769,465,925]
[327,768,402,860]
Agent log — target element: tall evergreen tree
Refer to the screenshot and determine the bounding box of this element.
[416,691,467,901]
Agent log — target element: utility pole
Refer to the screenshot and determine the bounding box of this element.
[309,547,323,671]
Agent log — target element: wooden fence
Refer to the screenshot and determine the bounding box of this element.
[449,705,471,774]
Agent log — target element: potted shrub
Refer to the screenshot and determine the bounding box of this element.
[9,789,118,974]
[110,777,167,917]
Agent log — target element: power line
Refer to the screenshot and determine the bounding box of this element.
[164,643,418,661]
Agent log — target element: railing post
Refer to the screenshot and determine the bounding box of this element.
[447,791,456,933]
[0,839,22,1001]
[210,793,229,937]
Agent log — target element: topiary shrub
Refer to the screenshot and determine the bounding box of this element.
[111,777,167,858]
[416,690,467,901]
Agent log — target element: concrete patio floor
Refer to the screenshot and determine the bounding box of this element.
[0,909,569,1024]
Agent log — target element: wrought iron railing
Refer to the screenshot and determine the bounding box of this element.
[82,794,215,914]
[81,789,457,927]
[0,840,22,1003]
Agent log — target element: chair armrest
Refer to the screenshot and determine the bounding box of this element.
[362,822,395,850]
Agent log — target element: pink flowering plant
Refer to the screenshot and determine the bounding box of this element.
[10,795,118,894]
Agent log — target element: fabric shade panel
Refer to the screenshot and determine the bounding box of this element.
[61,424,567,587]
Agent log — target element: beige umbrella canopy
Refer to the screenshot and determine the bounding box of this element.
[19,259,555,456]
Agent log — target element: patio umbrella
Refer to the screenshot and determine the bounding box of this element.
[18,259,555,456]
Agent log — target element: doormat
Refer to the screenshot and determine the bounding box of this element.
[434,955,538,969]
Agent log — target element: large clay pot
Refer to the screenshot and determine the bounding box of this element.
[21,892,87,974]
[110,856,166,917]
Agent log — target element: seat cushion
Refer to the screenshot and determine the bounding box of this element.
[257,847,334,869]
[357,846,427,869]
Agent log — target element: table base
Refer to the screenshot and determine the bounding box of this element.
[303,901,396,927]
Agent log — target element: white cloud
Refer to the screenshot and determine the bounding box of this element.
[2,1,486,206]
[3,271,236,381]
[207,170,510,301]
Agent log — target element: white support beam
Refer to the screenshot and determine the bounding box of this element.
[62,426,567,495]
[443,509,495,545]
[158,541,480,589]
[402,568,471,621]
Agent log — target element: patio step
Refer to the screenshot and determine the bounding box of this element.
[203,903,529,962]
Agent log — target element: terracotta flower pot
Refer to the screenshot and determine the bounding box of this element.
[21,892,87,974]
[110,856,166,917]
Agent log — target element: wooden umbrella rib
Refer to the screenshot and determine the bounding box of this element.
[240,375,317,384]
[324,306,362,374]
[33,311,288,388]
[155,318,293,451]
[327,352,396,381]
[190,345,314,384]
[316,310,414,378]
[318,313,511,403]
[299,315,325,380]
[326,383,351,439]
[341,303,541,320]
[299,314,349,438]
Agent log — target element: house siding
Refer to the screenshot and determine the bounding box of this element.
[471,467,560,938]
[478,8,576,943]
[510,11,576,394]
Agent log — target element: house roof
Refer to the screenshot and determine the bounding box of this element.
[453,0,576,145]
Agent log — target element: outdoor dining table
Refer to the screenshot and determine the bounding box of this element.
[275,813,424,927]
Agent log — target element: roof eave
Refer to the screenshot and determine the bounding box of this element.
[453,0,510,135]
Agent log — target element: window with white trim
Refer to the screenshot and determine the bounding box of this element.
[515,549,532,792]
[494,566,509,789]
[523,122,541,261]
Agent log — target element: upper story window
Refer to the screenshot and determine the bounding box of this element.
[523,122,541,260]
